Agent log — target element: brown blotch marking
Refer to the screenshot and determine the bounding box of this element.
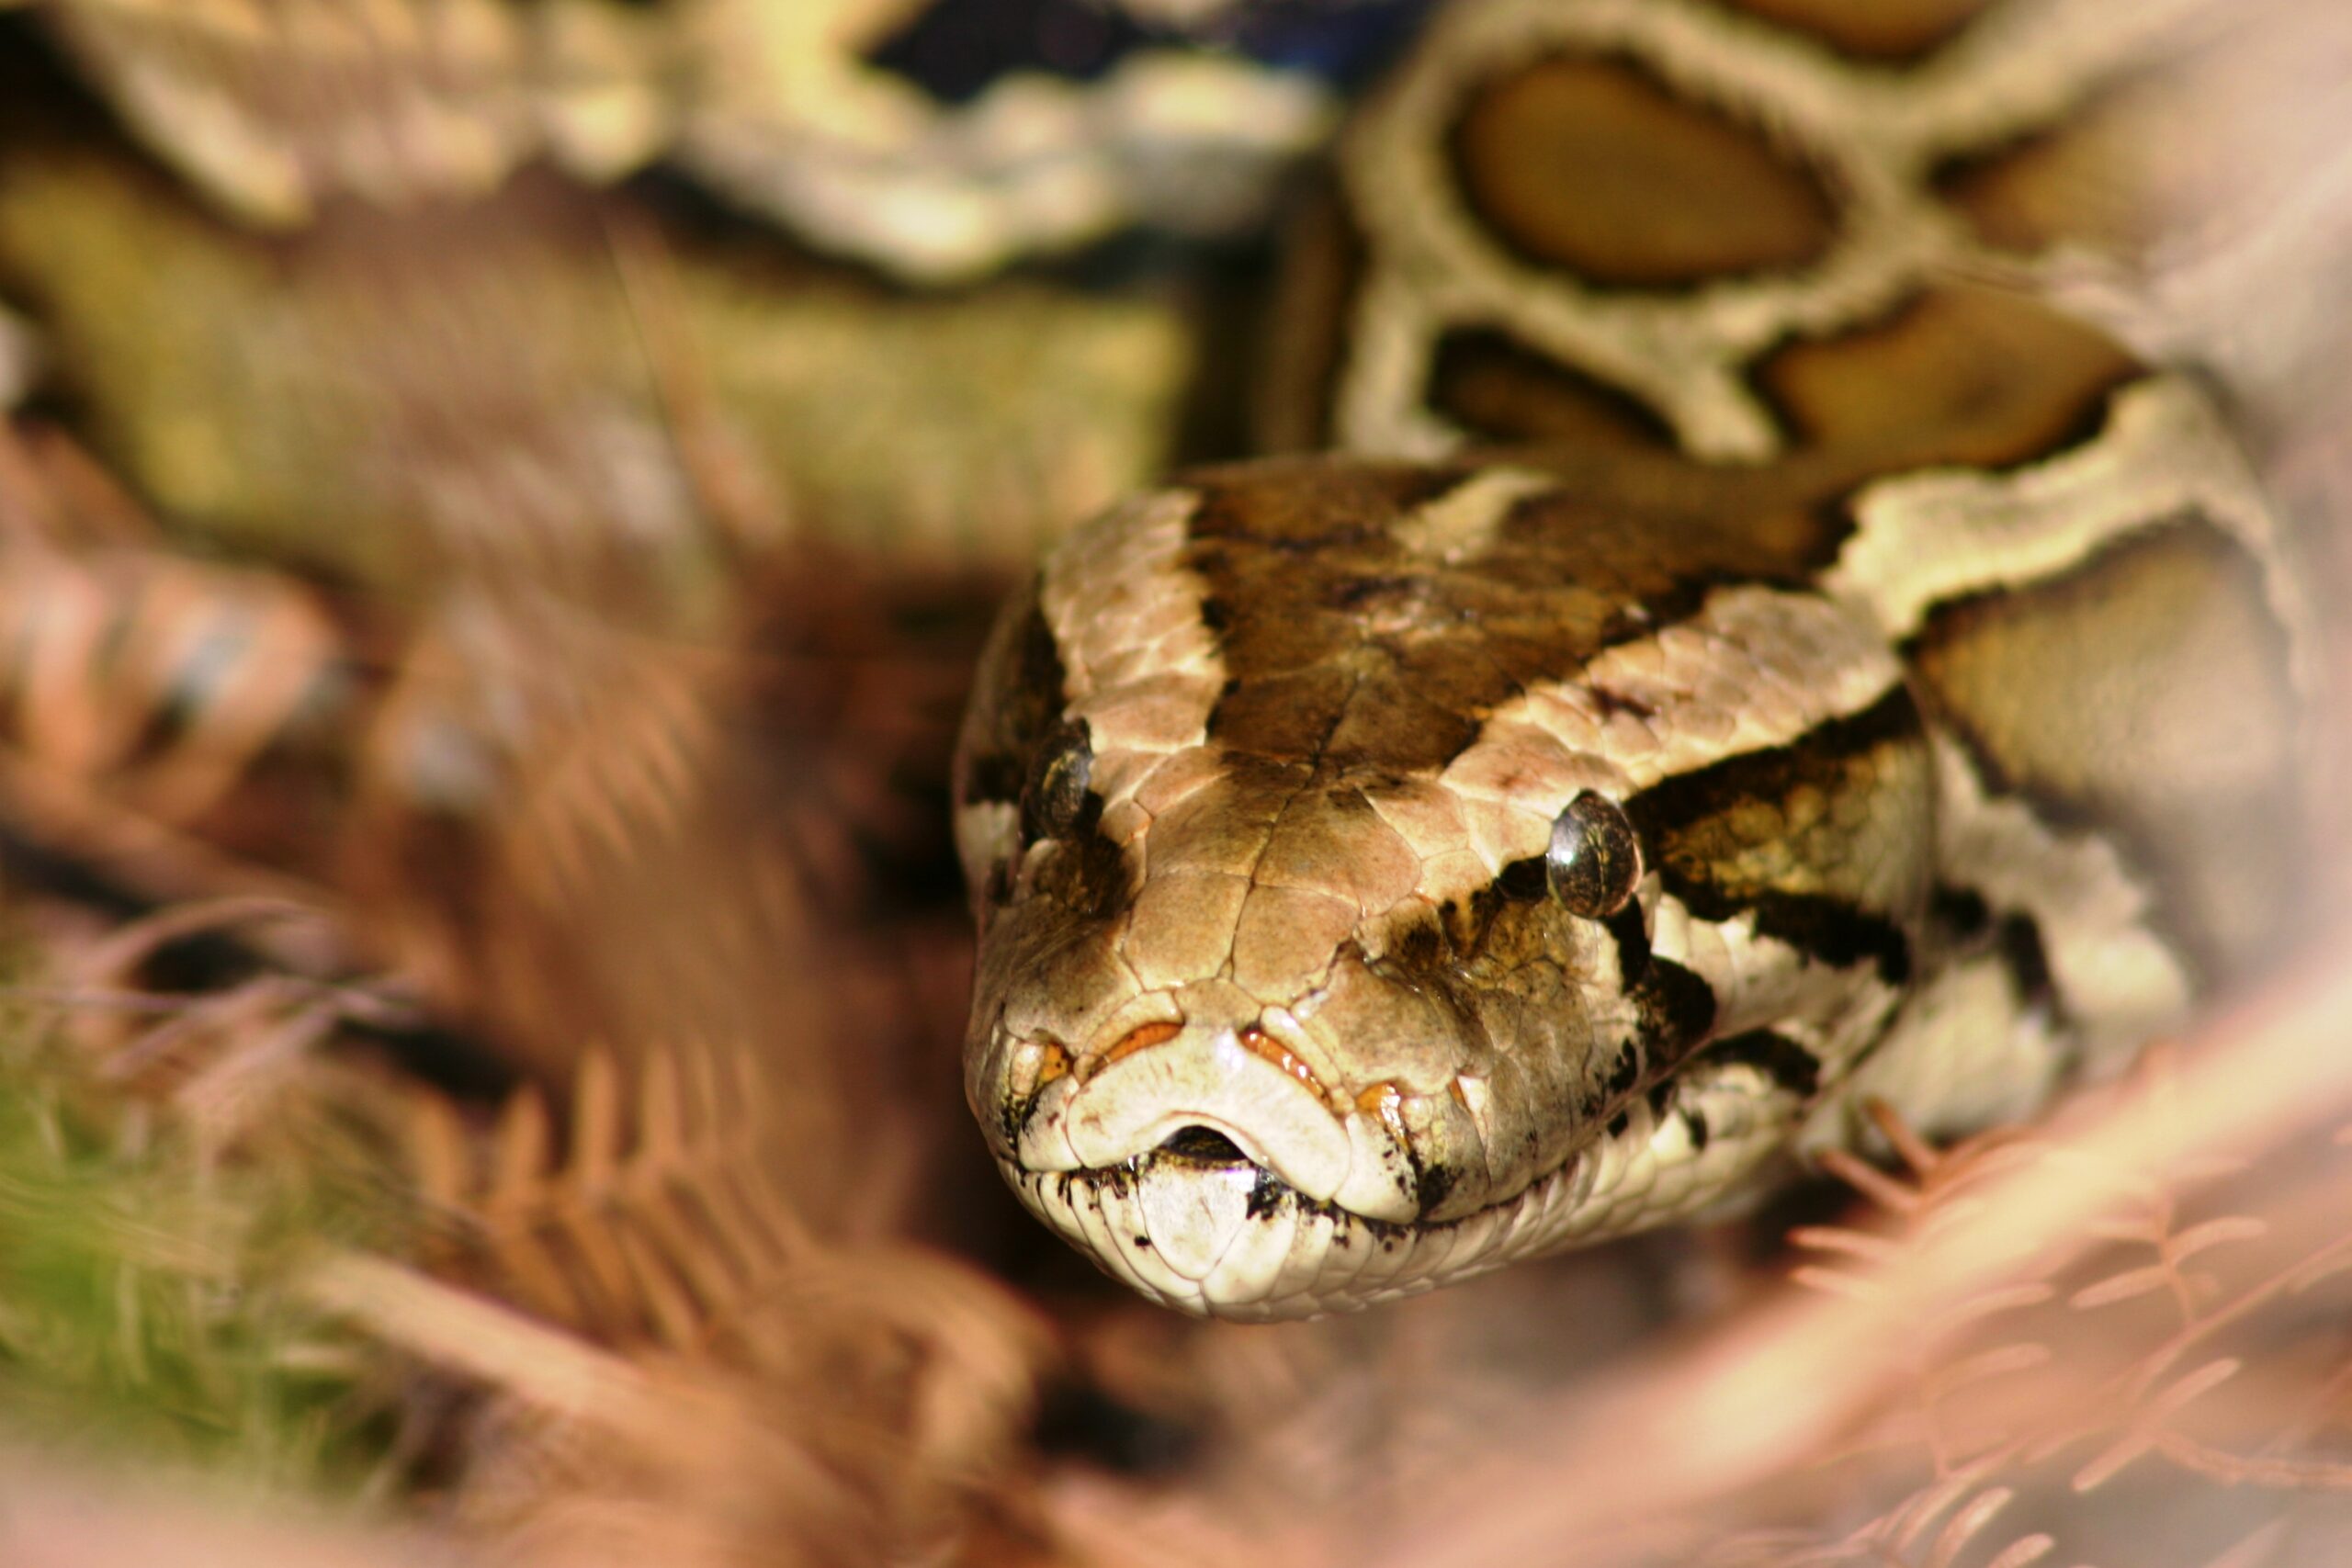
[1427,327,1681,448]
[1905,515,2303,976]
[1184,453,1860,779]
[1191,459,1463,550]
[1449,55,1838,289]
[1713,0,1993,62]
[1753,283,2143,476]
[1497,474,1837,591]
[1933,68,2216,260]
[1507,445,1858,580]
[1253,176,1367,453]
[1210,662,1431,764]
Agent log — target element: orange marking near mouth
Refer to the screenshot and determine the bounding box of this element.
[1093,1020,1182,1074]
[1241,1028,1341,1113]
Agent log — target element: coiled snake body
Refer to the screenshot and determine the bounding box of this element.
[954,0,2323,1319]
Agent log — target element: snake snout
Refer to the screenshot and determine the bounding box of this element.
[1007,1018,1422,1224]
[1020,1020,1344,1186]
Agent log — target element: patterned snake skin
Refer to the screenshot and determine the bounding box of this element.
[954,0,2327,1320]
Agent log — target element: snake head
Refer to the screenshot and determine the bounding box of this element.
[953,463,1936,1319]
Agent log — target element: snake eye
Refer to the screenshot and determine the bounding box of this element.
[1547,791,1641,919]
[1020,718,1093,841]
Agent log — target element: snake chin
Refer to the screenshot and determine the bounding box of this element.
[999,1082,1758,1320]
[1001,1137,1586,1320]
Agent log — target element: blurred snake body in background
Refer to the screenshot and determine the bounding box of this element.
[954,0,2328,1320]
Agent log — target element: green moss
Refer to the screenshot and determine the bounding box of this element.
[0,995,422,1494]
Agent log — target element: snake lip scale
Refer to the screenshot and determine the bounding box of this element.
[989,1015,1807,1320]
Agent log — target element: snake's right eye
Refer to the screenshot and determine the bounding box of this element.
[1546,791,1641,919]
[1020,719,1093,841]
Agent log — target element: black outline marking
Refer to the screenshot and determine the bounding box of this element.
[1626,687,1923,983]
[1604,900,1653,984]
[1632,955,1717,1070]
[1709,1028,1822,1100]
[1996,912,2056,1012]
[1426,324,1680,446]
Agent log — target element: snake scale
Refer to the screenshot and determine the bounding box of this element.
[954,0,2325,1320]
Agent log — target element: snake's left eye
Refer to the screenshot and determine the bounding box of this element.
[1547,791,1641,919]
[1020,718,1093,841]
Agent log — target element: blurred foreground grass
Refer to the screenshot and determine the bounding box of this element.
[0,973,418,1498]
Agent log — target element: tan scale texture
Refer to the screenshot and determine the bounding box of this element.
[1305,0,2233,460]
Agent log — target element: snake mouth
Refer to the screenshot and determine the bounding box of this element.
[989,1014,1565,1319]
[1157,1124,1254,1163]
[997,1036,1815,1317]
[999,1132,1606,1321]
[1001,1019,1425,1225]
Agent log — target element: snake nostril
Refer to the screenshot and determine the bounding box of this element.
[1158,1124,1251,1164]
